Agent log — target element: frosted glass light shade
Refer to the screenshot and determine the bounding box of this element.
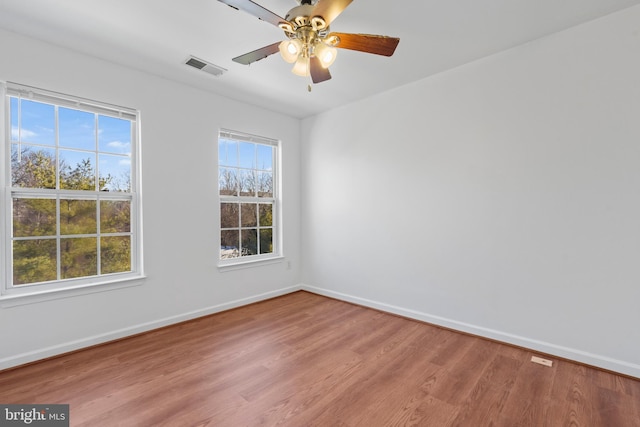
[279,40,301,63]
[315,43,337,68]
[291,56,310,76]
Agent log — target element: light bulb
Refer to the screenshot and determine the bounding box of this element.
[314,43,337,68]
[279,40,301,64]
[291,56,310,77]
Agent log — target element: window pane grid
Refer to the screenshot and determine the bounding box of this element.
[220,199,274,257]
[10,96,133,194]
[11,193,134,285]
[219,129,278,261]
[6,84,138,290]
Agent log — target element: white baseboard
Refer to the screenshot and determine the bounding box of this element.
[301,284,640,379]
[0,285,302,371]
[4,283,638,379]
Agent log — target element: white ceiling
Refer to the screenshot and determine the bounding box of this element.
[1,0,639,118]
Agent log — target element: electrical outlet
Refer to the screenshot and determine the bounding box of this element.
[286,261,292,270]
[531,356,553,367]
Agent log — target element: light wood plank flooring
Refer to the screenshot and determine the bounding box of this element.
[1,291,639,426]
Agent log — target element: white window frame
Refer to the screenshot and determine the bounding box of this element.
[217,129,282,269]
[1,82,144,306]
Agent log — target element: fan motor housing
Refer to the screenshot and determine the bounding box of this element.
[285,4,315,26]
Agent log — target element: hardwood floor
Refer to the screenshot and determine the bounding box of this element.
[1,291,639,426]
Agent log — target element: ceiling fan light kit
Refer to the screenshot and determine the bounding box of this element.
[314,42,337,68]
[218,0,399,84]
[292,55,310,77]
[279,39,302,63]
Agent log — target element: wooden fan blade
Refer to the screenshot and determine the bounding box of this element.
[218,0,290,27]
[310,57,332,84]
[329,33,400,57]
[232,42,281,65]
[312,0,353,26]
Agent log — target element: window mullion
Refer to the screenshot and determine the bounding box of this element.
[95,114,101,275]
[4,83,141,296]
[55,104,60,191]
[96,195,101,276]
[56,196,61,282]
[219,130,278,262]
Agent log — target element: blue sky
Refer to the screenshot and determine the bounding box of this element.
[11,97,132,189]
[219,139,273,171]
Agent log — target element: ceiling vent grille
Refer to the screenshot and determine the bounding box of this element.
[184,56,227,77]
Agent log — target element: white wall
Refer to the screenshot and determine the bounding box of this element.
[301,6,640,377]
[0,29,302,369]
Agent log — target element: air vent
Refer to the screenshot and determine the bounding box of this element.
[184,56,227,77]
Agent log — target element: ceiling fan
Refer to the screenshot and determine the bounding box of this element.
[218,0,400,84]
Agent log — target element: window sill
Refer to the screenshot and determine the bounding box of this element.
[218,255,284,272]
[0,275,146,308]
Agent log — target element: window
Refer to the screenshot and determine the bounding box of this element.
[218,129,279,263]
[2,82,142,299]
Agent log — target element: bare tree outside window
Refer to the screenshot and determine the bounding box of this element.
[219,131,277,261]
